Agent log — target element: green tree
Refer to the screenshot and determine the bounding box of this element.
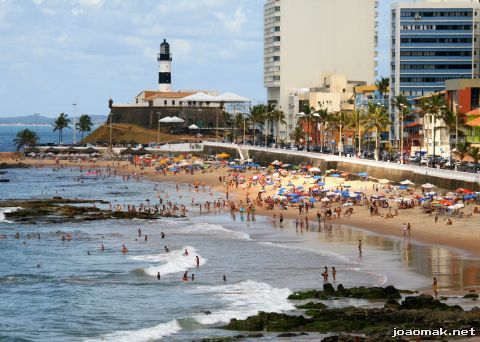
[13,129,39,151]
[453,142,470,162]
[263,103,277,146]
[290,125,305,145]
[222,111,233,141]
[316,108,329,151]
[297,105,316,148]
[419,94,446,166]
[271,107,286,146]
[347,109,367,156]
[76,114,93,141]
[248,104,266,145]
[375,76,390,100]
[365,103,391,161]
[328,110,350,155]
[53,113,71,145]
[233,112,246,144]
[468,146,480,164]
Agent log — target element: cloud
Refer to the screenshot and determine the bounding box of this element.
[71,7,84,16]
[170,39,192,62]
[77,0,103,7]
[214,6,246,33]
[55,32,69,43]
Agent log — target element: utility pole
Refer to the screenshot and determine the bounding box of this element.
[72,103,77,144]
[157,112,162,145]
[454,104,462,172]
[109,111,113,154]
[399,103,405,164]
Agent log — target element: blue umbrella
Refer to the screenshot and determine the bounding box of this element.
[169,167,179,172]
[399,185,408,190]
[317,182,325,186]
[309,198,316,203]
[313,176,321,180]
[291,198,300,203]
[357,172,368,177]
[331,174,340,177]
[296,185,304,189]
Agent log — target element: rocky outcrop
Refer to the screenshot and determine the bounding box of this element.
[288,283,403,300]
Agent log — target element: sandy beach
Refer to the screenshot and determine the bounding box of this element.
[4,153,479,260]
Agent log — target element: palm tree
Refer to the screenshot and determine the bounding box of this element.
[248,104,266,145]
[271,107,286,146]
[393,95,411,162]
[76,114,93,141]
[375,77,390,101]
[316,108,329,152]
[419,94,446,167]
[468,146,480,164]
[222,111,233,141]
[233,112,245,144]
[453,142,470,162]
[13,129,39,151]
[263,103,276,146]
[298,105,316,148]
[290,125,305,145]
[328,110,350,155]
[365,103,391,161]
[53,113,71,145]
[347,109,367,156]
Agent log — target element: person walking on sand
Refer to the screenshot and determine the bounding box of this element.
[358,240,363,256]
[332,267,336,282]
[434,211,439,223]
[407,223,411,237]
[402,223,407,236]
[432,277,438,297]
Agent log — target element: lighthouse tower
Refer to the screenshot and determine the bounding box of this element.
[157,39,172,92]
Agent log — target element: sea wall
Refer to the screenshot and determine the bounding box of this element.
[109,106,223,130]
[202,144,479,191]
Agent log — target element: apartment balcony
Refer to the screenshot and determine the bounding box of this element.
[466,136,480,144]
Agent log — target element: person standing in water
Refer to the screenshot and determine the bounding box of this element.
[358,240,362,256]
[196,256,200,267]
[165,246,169,253]
[101,244,105,251]
[432,277,438,297]
[183,271,188,281]
[157,272,161,280]
[223,274,227,282]
[332,267,336,282]
[121,244,128,253]
[183,249,189,256]
[137,228,141,237]
[144,234,148,242]
[191,274,195,281]
[161,232,165,239]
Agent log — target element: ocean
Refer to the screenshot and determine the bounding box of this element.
[0,125,98,152]
[1,167,480,341]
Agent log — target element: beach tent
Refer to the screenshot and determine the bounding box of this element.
[270,160,282,166]
[216,92,250,102]
[158,116,173,123]
[188,124,199,130]
[169,116,185,123]
[309,167,321,172]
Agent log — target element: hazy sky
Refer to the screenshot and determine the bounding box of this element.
[0,0,396,118]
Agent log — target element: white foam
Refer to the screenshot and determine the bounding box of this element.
[259,241,355,265]
[130,246,206,276]
[176,223,251,241]
[85,319,181,342]
[190,280,294,325]
[0,207,20,223]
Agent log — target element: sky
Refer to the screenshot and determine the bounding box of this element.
[0,0,396,118]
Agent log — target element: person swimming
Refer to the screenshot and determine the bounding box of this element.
[183,249,189,256]
[191,274,195,281]
[161,232,165,239]
[183,271,188,281]
[121,244,128,253]
[165,246,169,253]
[101,244,105,251]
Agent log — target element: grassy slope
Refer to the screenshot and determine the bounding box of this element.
[83,123,192,144]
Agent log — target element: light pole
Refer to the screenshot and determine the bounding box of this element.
[109,111,113,154]
[454,104,462,172]
[72,103,77,144]
[157,112,162,145]
[399,103,405,164]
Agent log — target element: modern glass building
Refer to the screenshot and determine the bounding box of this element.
[390,0,480,141]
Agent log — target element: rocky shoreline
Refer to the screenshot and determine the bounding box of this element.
[1,197,183,224]
[219,284,480,341]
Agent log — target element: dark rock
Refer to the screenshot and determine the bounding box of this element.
[384,299,400,309]
[224,312,312,331]
[204,311,212,315]
[296,302,327,310]
[52,196,63,200]
[298,332,308,336]
[323,283,335,296]
[464,293,479,299]
[400,294,463,311]
[289,284,401,301]
[277,332,297,337]
[337,284,345,292]
[246,333,263,338]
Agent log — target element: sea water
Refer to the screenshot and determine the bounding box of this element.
[1,167,480,341]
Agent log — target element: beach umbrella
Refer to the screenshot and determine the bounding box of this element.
[309,198,316,203]
[321,198,331,202]
[422,183,435,189]
[357,172,368,177]
[343,202,354,207]
[309,167,321,173]
[400,179,414,185]
[317,182,325,186]
[188,124,199,130]
[399,185,409,190]
[270,160,282,166]
[291,198,300,203]
[378,179,390,184]
[331,174,340,177]
[216,152,230,159]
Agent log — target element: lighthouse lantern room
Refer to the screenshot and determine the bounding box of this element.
[158,39,172,92]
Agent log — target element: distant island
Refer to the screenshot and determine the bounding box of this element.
[0,114,107,125]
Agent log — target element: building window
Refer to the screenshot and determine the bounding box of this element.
[179,101,183,106]
[164,100,167,105]
[172,100,175,105]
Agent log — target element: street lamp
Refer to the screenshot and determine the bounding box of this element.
[72,103,77,144]
[157,112,162,145]
[109,111,113,154]
[399,103,405,164]
[454,104,462,172]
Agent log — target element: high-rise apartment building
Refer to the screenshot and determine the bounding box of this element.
[263,0,378,143]
[391,0,480,141]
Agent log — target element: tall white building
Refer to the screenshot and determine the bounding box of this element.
[264,0,378,142]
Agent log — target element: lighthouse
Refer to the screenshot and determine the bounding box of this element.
[157,39,172,92]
